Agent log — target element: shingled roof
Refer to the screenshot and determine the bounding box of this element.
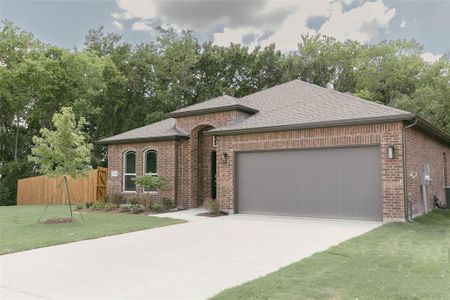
[209,80,414,134]
[97,118,188,144]
[168,95,258,117]
[98,80,450,145]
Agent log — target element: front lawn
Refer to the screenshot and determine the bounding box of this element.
[0,205,184,254]
[213,209,450,299]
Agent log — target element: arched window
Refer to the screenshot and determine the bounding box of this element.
[143,150,157,192]
[123,150,136,192]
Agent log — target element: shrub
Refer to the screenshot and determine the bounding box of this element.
[85,201,94,209]
[108,194,125,205]
[151,202,166,213]
[119,204,133,212]
[74,204,84,210]
[127,197,139,205]
[130,204,145,214]
[161,198,174,210]
[204,199,220,215]
[134,175,168,191]
[91,202,105,210]
[142,195,153,209]
[103,203,118,211]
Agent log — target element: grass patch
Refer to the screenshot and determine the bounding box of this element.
[0,205,184,254]
[213,209,450,300]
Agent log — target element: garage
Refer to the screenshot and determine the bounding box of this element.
[235,146,382,221]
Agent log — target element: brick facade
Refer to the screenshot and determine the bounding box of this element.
[107,140,176,202]
[406,128,450,215]
[216,122,406,221]
[175,111,249,208]
[107,112,449,222]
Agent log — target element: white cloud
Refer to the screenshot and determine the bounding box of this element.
[400,20,407,28]
[132,21,155,32]
[258,1,332,50]
[421,52,442,63]
[319,0,396,42]
[111,20,123,31]
[114,0,157,20]
[112,0,397,50]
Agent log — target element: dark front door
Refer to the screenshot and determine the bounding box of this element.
[211,151,217,199]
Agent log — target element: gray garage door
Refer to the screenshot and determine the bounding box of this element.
[236,146,382,221]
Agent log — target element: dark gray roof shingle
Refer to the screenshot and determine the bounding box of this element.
[210,80,413,134]
[98,80,421,144]
[168,95,258,117]
[97,118,188,144]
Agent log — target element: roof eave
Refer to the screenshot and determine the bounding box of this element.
[207,114,415,136]
[413,116,450,145]
[96,135,189,145]
[168,104,258,118]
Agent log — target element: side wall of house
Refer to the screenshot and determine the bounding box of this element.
[406,128,450,215]
[216,122,405,221]
[107,140,176,203]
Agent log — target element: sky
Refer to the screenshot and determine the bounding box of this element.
[1,0,449,62]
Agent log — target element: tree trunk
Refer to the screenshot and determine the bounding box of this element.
[14,121,19,162]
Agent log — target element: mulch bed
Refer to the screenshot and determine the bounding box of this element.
[197,211,228,217]
[43,217,75,224]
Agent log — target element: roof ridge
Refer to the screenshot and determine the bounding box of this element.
[238,80,298,102]
[298,80,411,115]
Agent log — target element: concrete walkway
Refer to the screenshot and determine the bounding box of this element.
[1,211,380,300]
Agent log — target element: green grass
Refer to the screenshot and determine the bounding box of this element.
[213,210,450,300]
[0,205,184,255]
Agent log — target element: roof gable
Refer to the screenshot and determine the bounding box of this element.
[168,95,258,117]
[210,80,413,134]
[97,118,188,144]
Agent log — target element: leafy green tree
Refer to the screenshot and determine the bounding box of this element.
[354,40,424,105]
[393,56,450,134]
[29,107,93,178]
[29,107,93,216]
[0,159,34,205]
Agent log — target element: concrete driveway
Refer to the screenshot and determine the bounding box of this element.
[1,210,380,300]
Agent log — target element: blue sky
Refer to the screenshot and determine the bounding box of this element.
[1,0,449,62]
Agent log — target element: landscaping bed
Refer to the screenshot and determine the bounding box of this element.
[212,209,450,300]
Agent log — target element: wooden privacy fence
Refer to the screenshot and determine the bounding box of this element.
[17,168,107,205]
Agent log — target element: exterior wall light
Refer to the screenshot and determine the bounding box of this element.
[387,145,395,159]
[221,152,228,164]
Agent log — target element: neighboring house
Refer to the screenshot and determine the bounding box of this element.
[98,80,450,222]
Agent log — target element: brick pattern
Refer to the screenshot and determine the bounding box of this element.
[198,129,215,204]
[406,128,450,215]
[107,140,176,203]
[175,111,249,208]
[216,122,406,221]
[107,112,449,222]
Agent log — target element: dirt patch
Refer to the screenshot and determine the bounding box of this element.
[43,217,75,224]
[197,211,228,217]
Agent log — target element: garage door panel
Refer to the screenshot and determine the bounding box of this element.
[236,146,382,221]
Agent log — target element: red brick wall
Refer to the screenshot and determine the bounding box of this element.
[175,111,249,208]
[107,140,176,203]
[198,129,215,204]
[406,128,450,215]
[216,122,406,221]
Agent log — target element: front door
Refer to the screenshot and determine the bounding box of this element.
[211,151,217,199]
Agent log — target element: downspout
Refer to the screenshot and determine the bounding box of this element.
[402,118,418,223]
[174,138,186,208]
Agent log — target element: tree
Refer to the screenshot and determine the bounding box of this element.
[29,107,93,217]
